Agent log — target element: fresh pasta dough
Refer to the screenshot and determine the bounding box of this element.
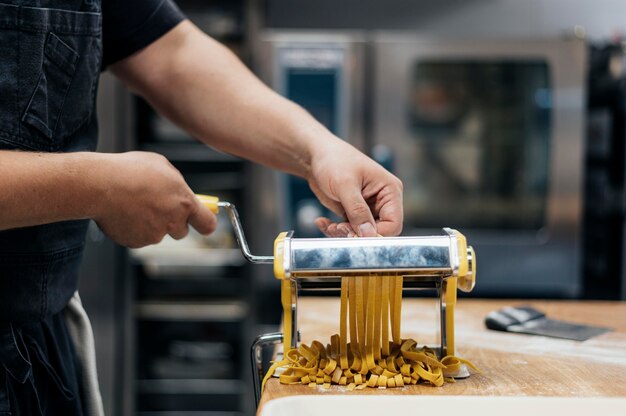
[262,274,478,392]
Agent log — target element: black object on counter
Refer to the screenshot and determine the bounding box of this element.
[484,305,611,341]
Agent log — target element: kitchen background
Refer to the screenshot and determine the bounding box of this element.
[80,0,626,415]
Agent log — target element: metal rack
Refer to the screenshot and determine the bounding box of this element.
[129,3,263,412]
[79,2,269,415]
[130,130,255,415]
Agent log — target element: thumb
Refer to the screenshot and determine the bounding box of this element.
[337,186,377,237]
[188,200,217,235]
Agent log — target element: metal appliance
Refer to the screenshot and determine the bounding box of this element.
[371,35,586,297]
[256,32,366,236]
[195,195,476,404]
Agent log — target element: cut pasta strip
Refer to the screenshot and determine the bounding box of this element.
[348,277,358,356]
[365,275,377,370]
[262,272,479,392]
[381,274,390,357]
[372,276,383,362]
[392,275,402,345]
[339,277,349,369]
[356,276,368,374]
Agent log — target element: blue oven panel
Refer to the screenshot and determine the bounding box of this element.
[278,47,347,236]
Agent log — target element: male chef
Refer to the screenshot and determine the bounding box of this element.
[0,1,403,414]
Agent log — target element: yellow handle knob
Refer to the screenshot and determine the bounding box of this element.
[458,246,476,293]
[196,194,220,214]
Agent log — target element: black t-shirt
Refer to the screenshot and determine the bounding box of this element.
[102,0,186,68]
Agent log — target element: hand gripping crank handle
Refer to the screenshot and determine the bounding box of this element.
[196,194,274,264]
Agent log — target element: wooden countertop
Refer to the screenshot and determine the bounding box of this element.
[259,298,626,409]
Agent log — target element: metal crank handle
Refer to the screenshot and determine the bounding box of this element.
[196,194,274,264]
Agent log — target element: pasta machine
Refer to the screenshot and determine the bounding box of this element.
[197,195,476,403]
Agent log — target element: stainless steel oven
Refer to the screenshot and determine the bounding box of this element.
[256,32,367,237]
[372,35,587,297]
[256,32,587,298]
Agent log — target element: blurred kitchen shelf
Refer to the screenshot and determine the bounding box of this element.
[149,358,235,380]
[139,142,242,163]
[137,379,245,395]
[131,247,246,273]
[136,267,246,281]
[136,301,248,322]
[183,172,246,193]
[186,12,244,40]
[137,391,241,412]
[136,379,244,412]
[135,273,251,300]
[179,0,245,40]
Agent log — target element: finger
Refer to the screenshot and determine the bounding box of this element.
[188,200,217,235]
[309,182,346,218]
[315,217,333,237]
[337,186,377,237]
[326,222,340,236]
[326,223,349,238]
[315,217,352,238]
[336,223,354,237]
[374,197,404,236]
[339,223,357,238]
[145,229,166,247]
[375,220,402,237]
[169,222,190,240]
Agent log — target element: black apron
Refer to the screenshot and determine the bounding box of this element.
[0,1,102,414]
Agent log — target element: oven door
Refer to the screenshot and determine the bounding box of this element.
[256,32,367,237]
[372,36,586,297]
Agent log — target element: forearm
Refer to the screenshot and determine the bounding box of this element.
[112,21,344,179]
[0,151,103,230]
[0,149,217,245]
[110,21,403,237]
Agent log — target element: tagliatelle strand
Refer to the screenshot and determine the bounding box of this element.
[373,276,383,362]
[381,273,390,357]
[339,277,349,369]
[365,274,377,371]
[356,276,367,374]
[392,275,402,345]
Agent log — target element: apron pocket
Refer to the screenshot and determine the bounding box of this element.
[0,4,101,152]
[21,33,79,148]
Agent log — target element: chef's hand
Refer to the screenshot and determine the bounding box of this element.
[92,151,216,248]
[308,141,403,237]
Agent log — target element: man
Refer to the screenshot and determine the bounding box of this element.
[0,0,403,414]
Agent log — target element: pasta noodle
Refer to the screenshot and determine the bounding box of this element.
[263,274,479,391]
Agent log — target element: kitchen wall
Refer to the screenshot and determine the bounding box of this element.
[266,0,626,40]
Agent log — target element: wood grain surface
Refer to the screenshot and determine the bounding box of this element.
[259,298,626,410]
